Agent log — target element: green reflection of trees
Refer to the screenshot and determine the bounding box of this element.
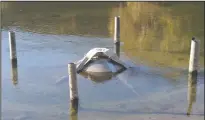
[108,2,204,68]
[1,2,118,37]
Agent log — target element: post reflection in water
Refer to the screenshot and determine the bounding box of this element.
[11,60,18,86]
[69,113,78,120]
[187,73,197,116]
[80,67,126,84]
[80,71,113,83]
[69,103,78,120]
[1,2,204,68]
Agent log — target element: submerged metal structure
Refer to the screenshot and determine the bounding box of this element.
[75,48,127,74]
[56,48,127,85]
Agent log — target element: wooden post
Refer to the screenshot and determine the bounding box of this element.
[114,16,120,57]
[189,37,200,76]
[68,63,78,115]
[9,31,18,85]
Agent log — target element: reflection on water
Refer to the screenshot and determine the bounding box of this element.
[1,29,204,119]
[187,73,197,116]
[11,65,18,86]
[80,68,126,84]
[80,72,113,83]
[79,59,127,83]
[70,102,79,117]
[1,1,204,120]
[108,2,204,68]
[70,114,78,120]
[11,60,18,86]
[1,2,204,68]
[1,2,118,37]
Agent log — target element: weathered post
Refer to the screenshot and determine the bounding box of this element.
[188,37,200,76]
[9,31,18,85]
[114,16,120,57]
[9,31,17,62]
[68,63,78,115]
[187,37,200,116]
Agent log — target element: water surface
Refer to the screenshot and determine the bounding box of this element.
[1,2,204,120]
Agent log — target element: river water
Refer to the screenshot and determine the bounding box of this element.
[1,2,204,120]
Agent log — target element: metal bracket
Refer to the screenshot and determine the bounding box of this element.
[75,48,127,73]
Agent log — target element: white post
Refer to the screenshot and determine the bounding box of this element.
[189,37,200,76]
[68,63,78,115]
[9,31,18,85]
[114,16,120,57]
